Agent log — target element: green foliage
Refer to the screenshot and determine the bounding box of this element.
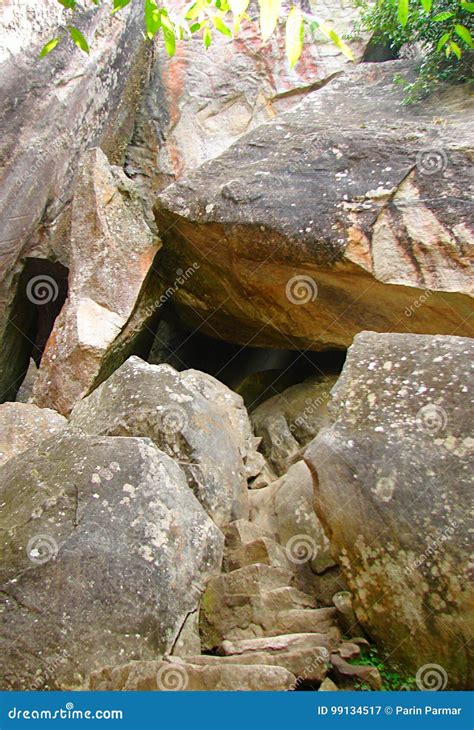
[350,648,418,691]
[353,0,473,100]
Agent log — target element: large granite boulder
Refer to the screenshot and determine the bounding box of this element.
[0,431,223,690]
[126,0,368,195]
[0,402,66,467]
[154,62,473,351]
[305,332,474,689]
[69,357,250,525]
[31,149,161,415]
[251,375,338,475]
[249,461,336,576]
[0,0,150,401]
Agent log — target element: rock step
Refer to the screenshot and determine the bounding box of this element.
[222,519,275,550]
[89,659,296,691]
[330,653,382,690]
[223,537,294,573]
[205,563,295,596]
[262,586,316,611]
[184,646,329,683]
[217,631,338,657]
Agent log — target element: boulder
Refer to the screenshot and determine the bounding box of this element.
[0,431,223,689]
[89,658,297,691]
[0,0,150,401]
[126,0,368,194]
[251,375,338,475]
[0,402,66,467]
[249,461,336,575]
[305,332,474,689]
[154,62,473,351]
[69,357,249,525]
[32,149,161,415]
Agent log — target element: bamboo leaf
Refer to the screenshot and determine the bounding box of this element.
[285,6,304,68]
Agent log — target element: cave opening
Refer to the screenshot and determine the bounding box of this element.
[2,258,69,403]
[146,304,346,411]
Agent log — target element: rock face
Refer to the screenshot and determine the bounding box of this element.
[0,402,66,467]
[251,375,338,475]
[305,332,474,689]
[69,356,250,525]
[0,431,223,689]
[154,62,473,351]
[0,0,150,401]
[31,149,160,415]
[126,0,368,194]
[249,461,336,575]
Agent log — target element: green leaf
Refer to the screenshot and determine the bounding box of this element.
[258,0,281,42]
[398,0,409,26]
[203,26,212,48]
[449,40,462,58]
[163,28,176,56]
[213,16,232,36]
[317,20,355,60]
[228,0,249,31]
[160,8,174,32]
[419,0,432,12]
[436,32,451,51]
[285,6,303,69]
[454,24,473,46]
[112,0,132,13]
[58,0,76,8]
[190,21,204,32]
[460,1,474,10]
[68,26,89,53]
[432,11,454,20]
[39,37,60,58]
[144,0,161,38]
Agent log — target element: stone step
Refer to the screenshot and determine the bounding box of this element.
[200,586,338,650]
[223,537,294,573]
[330,653,382,690]
[222,519,275,550]
[184,645,329,683]
[217,631,338,657]
[203,563,294,598]
[89,658,296,691]
[261,586,316,612]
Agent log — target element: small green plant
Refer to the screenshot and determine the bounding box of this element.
[353,0,473,101]
[351,647,418,691]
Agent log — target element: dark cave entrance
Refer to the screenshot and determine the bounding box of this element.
[147,304,346,411]
[1,258,69,403]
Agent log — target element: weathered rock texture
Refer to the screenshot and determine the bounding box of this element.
[31,149,160,415]
[251,375,338,475]
[249,461,336,575]
[0,0,150,401]
[126,0,368,194]
[0,431,223,689]
[154,62,473,351]
[0,402,66,467]
[305,332,474,689]
[69,356,250,525]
